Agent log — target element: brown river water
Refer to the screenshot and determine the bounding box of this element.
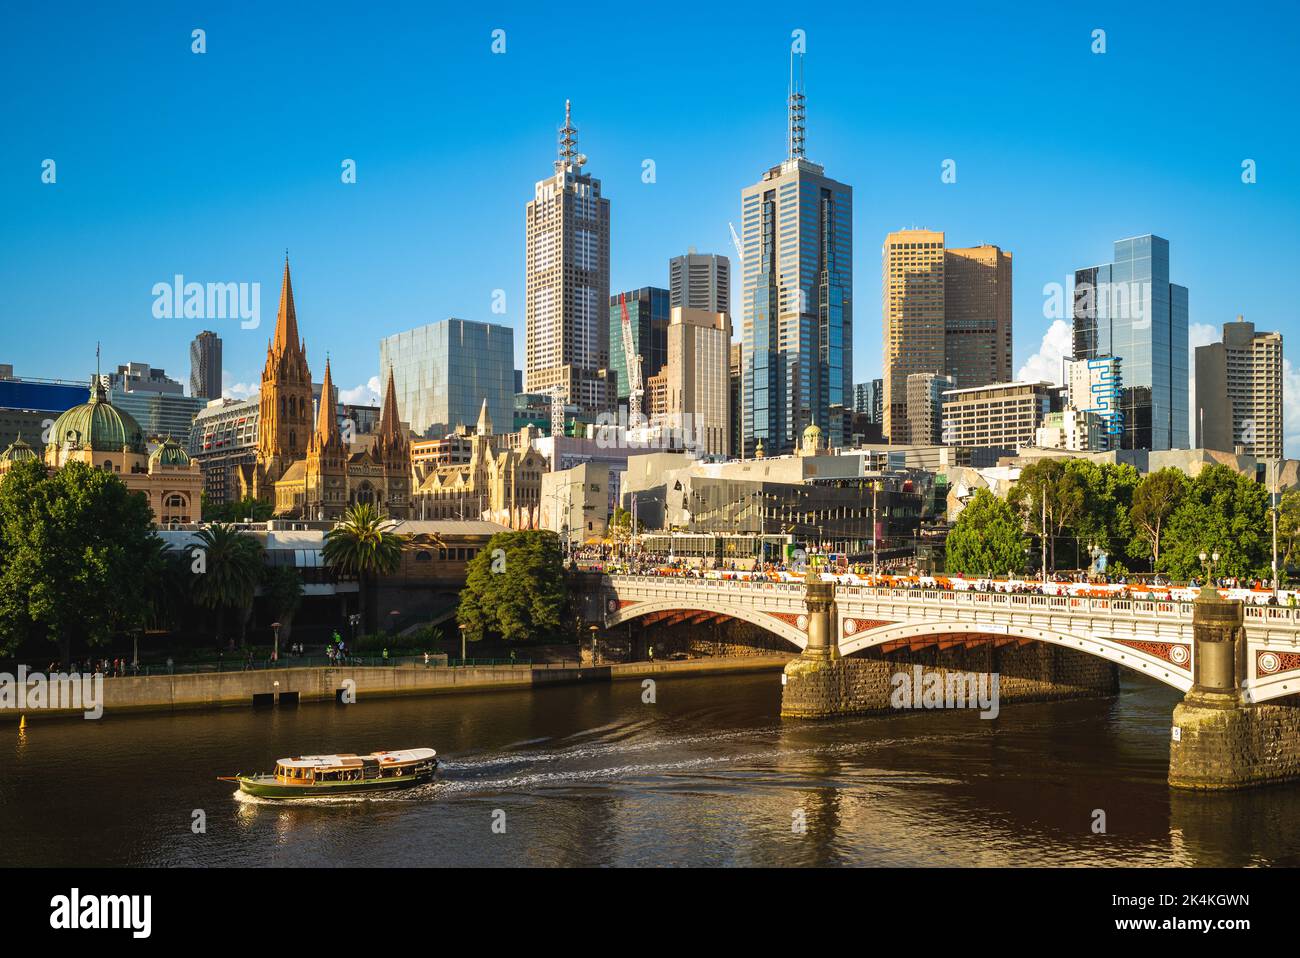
[4,670,1300,867]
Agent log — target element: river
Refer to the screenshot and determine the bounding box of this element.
[5,670,1300,867]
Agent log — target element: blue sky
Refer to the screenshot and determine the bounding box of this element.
[2,1,1298,446]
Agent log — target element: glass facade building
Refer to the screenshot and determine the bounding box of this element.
[609,287,670,403]
[741,159,852,456]
[1073,235,1188,451]
[380,319,514,439]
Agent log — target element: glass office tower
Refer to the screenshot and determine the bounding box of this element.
[609,287,670,403]
[1073,235,1188,450]
[380,319,514,439]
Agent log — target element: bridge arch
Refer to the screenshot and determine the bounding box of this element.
[606,598,807,651]
[840,619,1193,693]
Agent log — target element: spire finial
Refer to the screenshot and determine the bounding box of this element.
[788,50,806,160]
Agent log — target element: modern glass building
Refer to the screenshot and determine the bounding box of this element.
[380,319,514,439]
[1073,235,1188,451]
[609,287,670,404]
[741,60,852,456]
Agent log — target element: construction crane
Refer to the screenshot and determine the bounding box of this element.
[728,222,745,264]
[618,291,645,430]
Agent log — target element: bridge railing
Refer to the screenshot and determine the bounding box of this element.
[602,574,1300,626]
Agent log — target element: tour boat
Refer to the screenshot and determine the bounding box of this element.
[221,748,437,798]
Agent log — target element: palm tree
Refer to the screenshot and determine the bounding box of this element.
[190,523,264,647]
[323,503,407,635]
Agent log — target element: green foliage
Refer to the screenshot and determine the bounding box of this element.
[1159,464,1269,580]
[203,495,273,522]
[610,507,631,531]
[0,459,160,663]
[458,530,567,643]
[190,523,264,645]
[1008,459,1086,570]
[1280,489,1300,568]
[323,503,408,633]
[1128,468,1188,567]
[945,489,1029,577]
[263,564,304,642]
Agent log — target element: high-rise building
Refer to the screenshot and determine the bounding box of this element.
[1194,317,1283,458]
[1073,235,1188,450]
[853,379,883,422]
[941,381,1058,449]
[740,54,852,456]
[609,287,670,406]
[882,230,1013,443]
[907,372,954,446]
[524,101,614,415]
[380,319,514,439]
[1066,356,1123,448]
[189,331,222,400]
[659,307,731,458]
[669,251,730,313]
[103,361,204,440]
[729,342,743,459]
[943,244,1012,389]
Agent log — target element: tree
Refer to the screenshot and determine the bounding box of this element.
[1129,468,1188,569]
[945,489,1029,578]
[263,565,304,646]
[1279,489,1300,569]
[203,495,273,523]
[1159,464,1269,580]
[0,459,159,666]
[322,503,406,634]
[189,523,264,647]
[1008,459,1086,571]
[458,530,567,643]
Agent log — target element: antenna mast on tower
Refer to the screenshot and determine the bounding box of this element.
[788,50,806,160]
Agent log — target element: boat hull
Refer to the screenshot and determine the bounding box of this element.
[236,763,436,799]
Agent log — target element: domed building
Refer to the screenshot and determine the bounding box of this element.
[798,423,825,457]
[0,378,204,524]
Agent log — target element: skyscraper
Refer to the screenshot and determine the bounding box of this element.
[524,101,614,416]
[1073,235,1188,450]
[1194,317,1283,458]
[669,252,730,313]
[189,330,222,400]
[380,319,514,439]
[882,230,1013,443]
[609,287,670,406]
[741,54,852,456]
[662,307,731,457]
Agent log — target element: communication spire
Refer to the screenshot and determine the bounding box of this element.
[788,51,806,160]
[558,99,581,169]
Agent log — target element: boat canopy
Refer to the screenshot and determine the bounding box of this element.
[276,749,436,770]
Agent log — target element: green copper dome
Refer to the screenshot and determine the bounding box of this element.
[149,435,191,467]
[1,434,39,462]
[49,379,147,455]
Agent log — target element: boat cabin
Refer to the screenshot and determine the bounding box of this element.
[272,749,436,784]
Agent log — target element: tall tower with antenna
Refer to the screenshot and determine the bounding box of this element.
[525,101,613,418]
[739,50,853,456]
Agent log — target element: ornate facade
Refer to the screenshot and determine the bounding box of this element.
[241,258,411,519]
[413,401,544,528]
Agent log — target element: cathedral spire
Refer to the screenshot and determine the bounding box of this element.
[378,367,403,440]
[475,398,493,436]
[315,357,339,445]
[272,255,300,356]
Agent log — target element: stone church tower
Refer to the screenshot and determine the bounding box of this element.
[251,258,313,499]
[304,357,347,518]
[372,369,411,517]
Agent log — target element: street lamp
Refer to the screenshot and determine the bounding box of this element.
[271,621,281,663]
[1199,551,1221,587]
[458,623,468,664]
[589,624,599,663]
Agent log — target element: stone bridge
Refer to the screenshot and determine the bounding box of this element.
[593,573,1300,790]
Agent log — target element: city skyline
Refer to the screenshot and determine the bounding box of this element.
[2,4,1298,451]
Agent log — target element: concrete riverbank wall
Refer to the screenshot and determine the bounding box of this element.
[1,655,793,722]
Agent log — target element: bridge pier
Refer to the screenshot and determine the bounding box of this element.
[780,571,843,718]
[1170,588,1300,790]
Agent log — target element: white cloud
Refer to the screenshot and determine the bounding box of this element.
[339,376,381,406]
[221,371,259,401]
[1016,320,1072,384]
